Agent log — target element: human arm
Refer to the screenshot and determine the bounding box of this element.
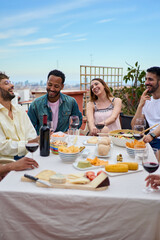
[145,174,160,189]
[0,157,39,178]
[0,107,37,157]
[131,89,150,128]
[104,98,122,126]
[86,102,98,136]
[143,125,160,143]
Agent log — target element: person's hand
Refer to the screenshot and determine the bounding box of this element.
[90,126,98,136]
[143,134,153,143]
[12,157,39,171]
[139,89,151,107]
[28,136,40,144]
[145,174,160,189]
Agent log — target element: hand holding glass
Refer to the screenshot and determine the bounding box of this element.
[142,147,159,193]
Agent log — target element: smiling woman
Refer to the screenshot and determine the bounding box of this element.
[86,78,122,136]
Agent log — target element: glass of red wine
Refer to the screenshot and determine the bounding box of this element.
[94,119,105,134]
[25,142,39,160]
[142,147,159,193]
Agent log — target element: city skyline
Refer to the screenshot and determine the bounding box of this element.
[1,0,160,84]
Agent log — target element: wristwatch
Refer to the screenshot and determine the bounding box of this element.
[149,132,156,139]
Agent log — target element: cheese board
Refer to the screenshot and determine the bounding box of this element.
[21,170,110,191]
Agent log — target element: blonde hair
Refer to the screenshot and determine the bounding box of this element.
[90,78,113,101]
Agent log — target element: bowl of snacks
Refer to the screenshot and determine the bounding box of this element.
[50,131,67,142]
[109,129,136,147]
[126,139,146,158]
[58,145,80,163]
[50,140,67,154]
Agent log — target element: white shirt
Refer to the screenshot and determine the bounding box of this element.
[142,96,160,139]
[0,103,37,160]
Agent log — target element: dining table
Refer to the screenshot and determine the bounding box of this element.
[0,135,160,240]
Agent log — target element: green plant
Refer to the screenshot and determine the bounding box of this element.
[112,61,146,115]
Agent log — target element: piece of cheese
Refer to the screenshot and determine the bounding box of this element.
[90,172,110,188]
[68,173,85,179]
[68,177,90,184]
[35,170,56,181]
[49,173,66,184]
[77,160,92,168]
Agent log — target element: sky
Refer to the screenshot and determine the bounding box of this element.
[1,0,160,85]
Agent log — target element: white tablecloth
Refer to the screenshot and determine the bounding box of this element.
[0,136,160,240]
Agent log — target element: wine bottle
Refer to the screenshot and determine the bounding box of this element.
[40,114,50,156]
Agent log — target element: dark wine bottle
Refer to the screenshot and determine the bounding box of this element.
[40,115,50,156]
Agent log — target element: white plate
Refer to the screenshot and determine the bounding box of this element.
[83,140,97,146]
[105,165,143,177]
[73,162,103,171]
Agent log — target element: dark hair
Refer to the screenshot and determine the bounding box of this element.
[0,72,9,81]
[147,67,160,78]
[90,78,113,101]
[47,69,65,84]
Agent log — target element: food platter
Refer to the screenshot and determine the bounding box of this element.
[105,165,143,177]
[73,162,103,171]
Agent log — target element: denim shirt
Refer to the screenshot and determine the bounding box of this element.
[28,93,82,135]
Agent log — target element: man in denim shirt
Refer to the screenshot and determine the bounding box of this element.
[28,69,82,135]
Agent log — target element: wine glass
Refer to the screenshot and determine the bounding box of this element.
[25,142,39,160]
[94,119,105,133]
[142,147,159,193]
[69,116,79,130]
[133,118,146,139]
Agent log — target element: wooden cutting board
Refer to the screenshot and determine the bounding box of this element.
[21,170,109,191]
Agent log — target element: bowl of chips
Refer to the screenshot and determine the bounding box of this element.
[125,139,146,158]
[50,140,67,154]
[58,145,80,163]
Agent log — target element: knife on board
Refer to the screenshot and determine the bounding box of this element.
[24,174,52,187]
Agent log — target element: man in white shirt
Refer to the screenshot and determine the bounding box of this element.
[0,72,39,161]
[131,67,160,150]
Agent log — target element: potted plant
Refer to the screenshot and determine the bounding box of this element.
[112,61,146,129]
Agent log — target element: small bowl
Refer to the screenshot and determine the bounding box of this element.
[126,146,146,158]
[50,132,67,142]
[58,151,80,163]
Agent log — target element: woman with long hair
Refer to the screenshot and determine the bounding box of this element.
[87,78,122,135]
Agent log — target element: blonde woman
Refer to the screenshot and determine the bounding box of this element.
[87,78,122,136]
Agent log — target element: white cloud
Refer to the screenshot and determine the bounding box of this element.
[10,38,53,47]
[55,33,70,38]
[73,38,87,42]
[97,18,114,23]
[0,28,37,39]
[0,0,94,28]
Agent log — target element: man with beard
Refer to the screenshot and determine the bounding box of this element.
[0,72,39,161]
[131,66,160,149]
[28,69,82,135]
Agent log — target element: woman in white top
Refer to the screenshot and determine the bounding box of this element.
[87,78,122,136]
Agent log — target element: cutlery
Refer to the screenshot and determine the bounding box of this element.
[140,123,159,134]
[24,174,52,187]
